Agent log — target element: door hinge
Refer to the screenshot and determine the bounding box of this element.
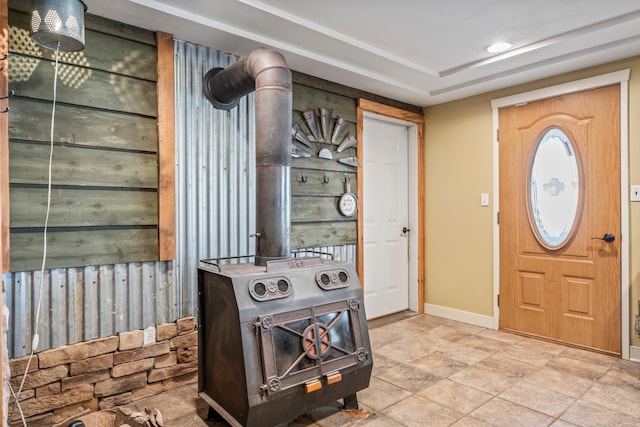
[497,211,499,225]
[496,129,499,142]
[497,294,500,307]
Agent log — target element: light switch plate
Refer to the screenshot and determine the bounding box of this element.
[631,185,640,202]
[480,193,489,207]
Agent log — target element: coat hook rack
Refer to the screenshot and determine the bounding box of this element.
[0,107,9,113]
[299,172,308,183]
[322,173,330,184]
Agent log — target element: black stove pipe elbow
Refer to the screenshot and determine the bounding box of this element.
[203,48,292,266]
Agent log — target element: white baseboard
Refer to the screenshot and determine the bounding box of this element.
[424,303,494,329]
[630,345,640,362]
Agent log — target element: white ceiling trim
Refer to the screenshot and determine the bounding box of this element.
[432,34,640,96]
[130,0,430,94]
[237,0,439,77]
[441,9,640,77]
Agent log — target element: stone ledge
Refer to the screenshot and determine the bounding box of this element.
[147,361,198,383]
[9,365,68,391]
[169,331,197,349]
[61,370,111,391]
[94,372,148,397]
[156,323,178,341]
[177,317,196,334]
[118,330,144,351]
[38,336,119,368]
[114,341,171,365]
[10,383,94,420]
[8,316,199,423]
[111,358,154,378]
[69,353,114,376]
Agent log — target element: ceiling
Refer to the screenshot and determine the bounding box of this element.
[81,0,640,107]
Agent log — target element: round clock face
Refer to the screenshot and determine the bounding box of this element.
[339,192,358,217]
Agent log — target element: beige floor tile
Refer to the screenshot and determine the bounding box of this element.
[445,321,488,336]
[515,336,567,355]
[559,347,619,368]
[410,351,468,378]
[495,342,555,367]
[560,400,640,427]
[381,394,464,427]
[498,380,576,417]
[449,364,520,395]
[549,420,580,427]
[373,335,444,364]
[475,328,523,344]
[476,354,539,378]
[580,382,640,417]
[545,355,610,381]
[376,361,441,392]
[468,397,553,426]
[437,341,494,365]
[423,324,474,343]
[356,411,406,426]
[417,378,492,414]
[368,327,405,349]
[370,353,402,377]
[523,365,595,398]
[356,376,412,412]
[449,416,495,427]
[454,335,511,354]
[402,313,453,330]
[599,359,640,389]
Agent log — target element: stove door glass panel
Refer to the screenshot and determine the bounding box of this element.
[273,318,318,377]
[259,299,365,393]
[317,310,355,360]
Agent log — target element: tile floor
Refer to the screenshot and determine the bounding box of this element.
[124,313,640,427]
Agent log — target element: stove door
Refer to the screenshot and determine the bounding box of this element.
[256,298,368,395]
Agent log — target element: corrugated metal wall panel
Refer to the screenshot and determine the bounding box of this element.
[296,245,357,263]
[174,41,257,318]
[2,261,176,358]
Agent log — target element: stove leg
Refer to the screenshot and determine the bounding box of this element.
[342,393,359,411]
[207,406,224,421]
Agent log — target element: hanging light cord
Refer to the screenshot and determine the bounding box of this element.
[11,42,60,426]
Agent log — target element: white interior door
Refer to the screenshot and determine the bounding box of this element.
[363,116,410,319]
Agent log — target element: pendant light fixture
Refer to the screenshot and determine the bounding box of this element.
[30,0,87,52]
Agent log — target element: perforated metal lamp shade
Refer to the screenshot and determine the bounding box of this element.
[30,0,87,52]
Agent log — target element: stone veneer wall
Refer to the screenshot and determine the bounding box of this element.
[7,317,198,426]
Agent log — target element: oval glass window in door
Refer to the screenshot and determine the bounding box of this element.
[529,127,581,249]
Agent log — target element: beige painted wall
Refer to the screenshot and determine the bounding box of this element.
[424,55,640,347]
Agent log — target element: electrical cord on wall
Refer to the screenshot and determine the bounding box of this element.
[11,42,61,426]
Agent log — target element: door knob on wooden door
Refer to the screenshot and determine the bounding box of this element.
[591,233,615,243]
[402,227,410,234]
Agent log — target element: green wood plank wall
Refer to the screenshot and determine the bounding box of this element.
[291,84,358,249]
[8,9,159,271]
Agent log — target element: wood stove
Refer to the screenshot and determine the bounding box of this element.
[198,256,372,426]
[197,48,373,426]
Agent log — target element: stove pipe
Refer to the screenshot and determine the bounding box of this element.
[203,48,292,266]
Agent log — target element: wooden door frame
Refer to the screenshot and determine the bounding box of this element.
[356,99,425,314]
[491,69,631,359]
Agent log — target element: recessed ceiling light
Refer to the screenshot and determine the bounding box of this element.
[486,42,513,53]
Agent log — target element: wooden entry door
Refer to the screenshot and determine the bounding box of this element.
[499,85,620,355]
